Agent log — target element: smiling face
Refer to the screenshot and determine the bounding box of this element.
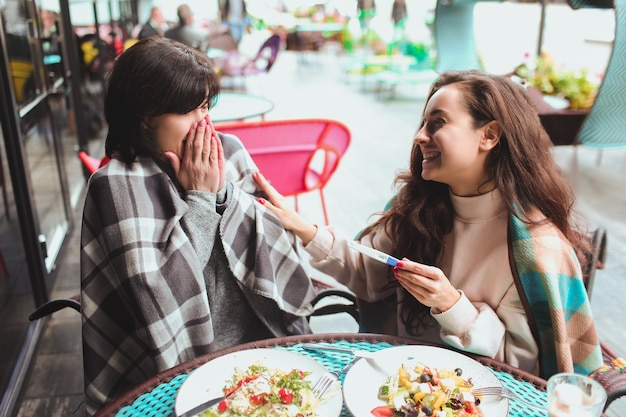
[150,103,209,157]
[414,84,500,196]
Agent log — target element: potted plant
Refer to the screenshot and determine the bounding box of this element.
[514,52,599,110]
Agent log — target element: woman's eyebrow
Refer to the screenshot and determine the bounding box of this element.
[425,108,447,118]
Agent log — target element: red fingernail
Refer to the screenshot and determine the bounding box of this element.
[258,198,265,205]
[396,261,403,268]
[393,266,398,274]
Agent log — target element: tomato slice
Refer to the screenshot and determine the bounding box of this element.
[217,399,229,413]
[243,375,260,383]
[250,393,268,405]
[371,405,396,417]
[278,388,294,404]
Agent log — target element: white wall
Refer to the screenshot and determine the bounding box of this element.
[474,2,614,76]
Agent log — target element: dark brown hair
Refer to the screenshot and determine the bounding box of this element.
[362,70,589,335]
[104,37,220,167]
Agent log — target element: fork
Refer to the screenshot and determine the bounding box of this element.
[311,371,340,399]
[472,386,547,411]
[310,354,360,399]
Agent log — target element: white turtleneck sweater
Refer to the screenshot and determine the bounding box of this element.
[431,189,539,374]
[306,188,540,375]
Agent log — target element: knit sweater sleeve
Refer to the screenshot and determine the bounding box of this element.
[434,288,539,373]
[305,225,397,302]
[182,183,231,267]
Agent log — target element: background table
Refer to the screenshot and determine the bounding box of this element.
[95,333,550,417]
[539,111,588,146]
[525,85,589,146]
[209,93,274,123]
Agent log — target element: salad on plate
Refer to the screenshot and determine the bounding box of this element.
[199,363,320,417]
[372,362,484,417]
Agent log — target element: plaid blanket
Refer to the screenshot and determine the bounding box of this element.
[510,214,603,378]
[81,133,315,415]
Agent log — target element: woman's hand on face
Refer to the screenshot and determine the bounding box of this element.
[393,259,461,313]
[252,171,318,245]
[165,117,225,193]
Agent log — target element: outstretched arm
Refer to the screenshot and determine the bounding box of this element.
[252,171,318,245]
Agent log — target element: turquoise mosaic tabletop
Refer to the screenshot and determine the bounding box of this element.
[115,341,547,417]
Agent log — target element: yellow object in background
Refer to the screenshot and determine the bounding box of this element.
[123,38,138,51]
[9,59,34,103]
[81,41,99,66]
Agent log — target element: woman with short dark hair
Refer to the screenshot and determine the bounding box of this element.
[81,37,315,415]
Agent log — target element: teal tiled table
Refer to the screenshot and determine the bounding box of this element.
[95,334,548,417]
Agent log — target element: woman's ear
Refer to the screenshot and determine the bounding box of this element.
[141,118,152,135]
[480,121,502,151]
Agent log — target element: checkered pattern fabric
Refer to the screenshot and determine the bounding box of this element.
[81,133,316,416]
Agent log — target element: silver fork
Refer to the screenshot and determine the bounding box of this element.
[310,355,360,399]
[311,371,339,399]
[472,386,547,411]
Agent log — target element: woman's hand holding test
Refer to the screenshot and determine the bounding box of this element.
[394,260,461,313]
[166,116,225,193]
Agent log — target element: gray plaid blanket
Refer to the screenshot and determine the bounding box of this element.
[81,133,315,415]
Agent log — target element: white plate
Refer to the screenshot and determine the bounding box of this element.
[174,348,342,416]
[343,345,509,416]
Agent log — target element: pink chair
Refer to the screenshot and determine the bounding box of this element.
[78,151,110,174]
[216,119,351,225]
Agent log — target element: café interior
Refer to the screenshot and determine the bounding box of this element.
[0,0,625,416]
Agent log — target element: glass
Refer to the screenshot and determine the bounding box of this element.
[22,115,70,272]
[3,1,39,107]
[547,372,607,417]
[0,122,34,402]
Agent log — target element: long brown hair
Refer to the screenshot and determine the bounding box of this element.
[362,70,589,336]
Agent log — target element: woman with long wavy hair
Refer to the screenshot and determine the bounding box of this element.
[254,70,603,379]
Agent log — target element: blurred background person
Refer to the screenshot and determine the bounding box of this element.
[138,6,167,39]
[219,0,250,46]
[391,0,407,27]
[357,0,376,31]
[390,0,407,46]
[165,4,212,51]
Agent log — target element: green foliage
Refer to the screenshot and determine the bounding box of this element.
[515,54,599,110]
[399,42,430,63]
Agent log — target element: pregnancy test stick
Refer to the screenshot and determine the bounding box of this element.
[348,241,399,267]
